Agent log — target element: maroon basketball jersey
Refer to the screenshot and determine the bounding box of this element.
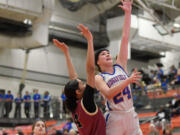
[72,100,106,135]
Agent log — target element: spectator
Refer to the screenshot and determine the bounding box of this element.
[161,77,168,94]
[156,106,171,131]
[33,89,41,118]
[32,120,47,135]
[157,66,164,82]
[2,128,8,135]
[14,93,23,118]
[61,91,67,114]
[171,73,180,86]
[62,129,68,135]
[148,120,159,135]
[42,91,51,119]
[63,117,73,132]
[49,127,56,135]
[69,129,76,135]
[49,127,62,135]
[23,91,31,118]
[16,128,24,135]
[163,123,172,135]
[51,97,60,119]
[171,65,180,90]
[171,94,180,117]
[168,65,177,82]
[0,92,4,118]
[150,70,157,84]
[4,90,14,118]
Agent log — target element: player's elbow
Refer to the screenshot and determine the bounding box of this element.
[106,95,112,100]
[104,91,114,100]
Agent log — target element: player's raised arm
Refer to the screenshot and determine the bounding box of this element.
[116,0,133,72]
[77,24,95,88]
[53,39,78,80]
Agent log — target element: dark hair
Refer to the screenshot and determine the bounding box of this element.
[44,91,49,96]
[64,79,79,112]
[95,48,109,71]
[32,120,47,134]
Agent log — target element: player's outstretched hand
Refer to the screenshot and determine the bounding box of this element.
[129,69,142,84]
[53,39,69,54]
[77,24,93,41]
[118,0,133,13]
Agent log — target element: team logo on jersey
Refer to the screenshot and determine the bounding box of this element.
[107,75,127,87]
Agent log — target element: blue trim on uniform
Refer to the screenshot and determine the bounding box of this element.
[114,64,128,76]
[105,113,110,123]
[99,73,105,80]
[107,101,112,111]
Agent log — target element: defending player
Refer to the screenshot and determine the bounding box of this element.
[53,24,106,135]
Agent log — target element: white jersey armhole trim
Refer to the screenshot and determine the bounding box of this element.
[81,99,98,116]
[114,64,128,76]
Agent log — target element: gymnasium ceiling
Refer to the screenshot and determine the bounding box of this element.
[0,0,180,61]
[50,0,180,61]
[57,0,180,25]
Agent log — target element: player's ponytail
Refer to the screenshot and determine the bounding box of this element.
[64,79,79,112]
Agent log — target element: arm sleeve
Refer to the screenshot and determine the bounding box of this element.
[82,84,96,113]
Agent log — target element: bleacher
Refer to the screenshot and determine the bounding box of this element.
[135,85,180,135]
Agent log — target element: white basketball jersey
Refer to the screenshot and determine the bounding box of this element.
[99,64,133,111]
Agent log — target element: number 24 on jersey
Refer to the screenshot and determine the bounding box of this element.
[113,87,131,104]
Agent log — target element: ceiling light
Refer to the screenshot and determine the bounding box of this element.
[160,52,165,56]
[23,19,32,25]
[173,23,180,28]
[153,24,168,36]
[68,0,81,2]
